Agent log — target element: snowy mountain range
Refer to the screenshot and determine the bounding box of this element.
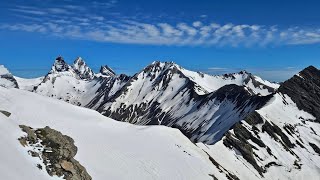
[0,56,320,180]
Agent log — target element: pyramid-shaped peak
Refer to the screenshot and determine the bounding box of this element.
[73,57,95,80]
[293,65,320,80]
[52,56,69,72]
[74,56,84,63]
[300,65,319,74]
[100,65,116,76]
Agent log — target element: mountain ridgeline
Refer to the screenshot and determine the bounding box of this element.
[3,56,280,144]
[1,56,320,179]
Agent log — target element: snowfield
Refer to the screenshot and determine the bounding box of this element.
[199,93,320,180]
[0,87,215,180]
[1,60,319,180]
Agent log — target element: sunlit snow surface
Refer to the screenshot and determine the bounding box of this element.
[199,93,320,180]
[0,87,216,180]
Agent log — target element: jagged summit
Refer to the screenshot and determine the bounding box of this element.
[99,65,116,76]
[73,57,95,80]
[279,65,320,121]
[143,61,179,73]
[297,65,320,79]
[51,56,70,73]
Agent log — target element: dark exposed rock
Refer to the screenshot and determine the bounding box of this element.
[264,162,281,169]
[52,56,70,72]
[244,111,264,126]
[204,151,240,180]
[262,121,295,149]
[86,74,130,109]
[19,125,37,142]
[278,66,320,122]
[283,124,296,136]
[309,142,320,155]
[209,174,218,180]
[223,132,264,176]
[18,125,91,180]
[296,140,305,148]
[100,65,116,76]
[233,123,266,148]
[0,74,19,88]
[0,110,11,117]
[294,160,302,169]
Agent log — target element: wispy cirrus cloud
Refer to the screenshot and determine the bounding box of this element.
[10,8,47,15]
[3,2,320,47]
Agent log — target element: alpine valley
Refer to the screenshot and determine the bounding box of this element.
[0,56,320,180]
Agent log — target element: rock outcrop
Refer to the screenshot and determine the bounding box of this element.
[279,66,320,122]
[18,125,92,180]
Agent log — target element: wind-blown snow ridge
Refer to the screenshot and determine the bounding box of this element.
[0,57,280,145]
[0,87,216,180]
[1,60,320,179]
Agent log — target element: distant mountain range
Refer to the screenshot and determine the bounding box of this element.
[1,56,320,179]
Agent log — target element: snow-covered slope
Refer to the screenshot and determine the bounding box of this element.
[0,65,19,88]
[14,76,43,91]
[177,63,279,96]
[0,59,280,145]
[196,66,320,179]
[1,60,320,179]
[94,61,276,144]
[32,57,103,106]
[0,86,219,180]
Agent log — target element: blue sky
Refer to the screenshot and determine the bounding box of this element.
[1,0,320,81]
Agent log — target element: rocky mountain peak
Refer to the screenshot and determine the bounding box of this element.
[297,65,320,79]
[239,70,250,75]
[100,65,116,76]
[73,57,95,80]
[279,65,320,121]
[51,56,70,72]
[73,57,85,66]
[143,61,181,75]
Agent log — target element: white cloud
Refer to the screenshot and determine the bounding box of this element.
[192,21,202,27]
[4,5,320,47]
[200,15,207,18]
[91,16,105,21]
[48,8,71,14]
[177,23,197,36]
[10,8,47,15]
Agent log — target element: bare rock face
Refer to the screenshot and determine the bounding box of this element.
[73,57,95,80]
[0,110,11,117]
[52,56,70,72]
[100,65,116,76]
[18,125,91,180]
[279,66,320,122]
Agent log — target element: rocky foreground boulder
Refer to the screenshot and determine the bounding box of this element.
[18,125,92,180]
